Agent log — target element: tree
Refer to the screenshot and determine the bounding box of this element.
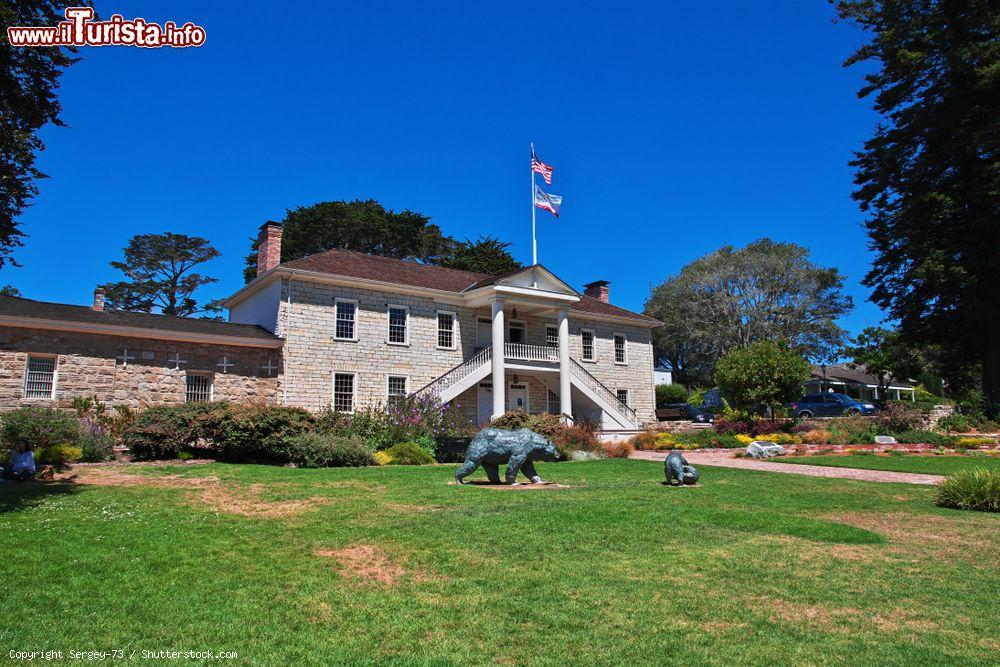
[436,235,522,275]
[841,326,924,399]
[0,285,22,297]
[835,1,1000,416]
[644,239,853,385]
[715,341,811,419]
[242,199,451,282]
[0,1,85,270]
[101,233,220,317]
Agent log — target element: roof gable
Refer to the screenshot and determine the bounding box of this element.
[488,265,579,296]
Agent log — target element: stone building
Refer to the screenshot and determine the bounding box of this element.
[0,292,282,411]
[0,221,661,434]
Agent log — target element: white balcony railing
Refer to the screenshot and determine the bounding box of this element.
[504,343,558,362]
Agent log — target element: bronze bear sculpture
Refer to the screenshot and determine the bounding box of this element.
[665,451,700,486]
[456,427,560,485]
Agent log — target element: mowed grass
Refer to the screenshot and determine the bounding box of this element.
[782,454,1000,476]
[1,460,998,665]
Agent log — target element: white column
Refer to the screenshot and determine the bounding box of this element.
[491,299,506,419]
[558,307,571,421]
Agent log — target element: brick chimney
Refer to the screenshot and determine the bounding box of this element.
[92,287,105,311]
[583,280,610,303]
[256,221,283,277]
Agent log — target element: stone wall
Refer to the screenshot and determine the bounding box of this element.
[276,278,657,426]
[0,326,279,411]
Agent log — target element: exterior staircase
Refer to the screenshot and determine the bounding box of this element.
[415,344,637,429]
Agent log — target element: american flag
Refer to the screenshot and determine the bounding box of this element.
[531,147,554,185]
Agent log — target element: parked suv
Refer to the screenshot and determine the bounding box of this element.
[656,403,713,424]
[788,393,878,418]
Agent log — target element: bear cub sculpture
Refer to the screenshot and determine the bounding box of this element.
[664,451,700,486]
[456,427,560,485]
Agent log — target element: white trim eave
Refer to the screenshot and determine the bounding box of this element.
[493,285,580,303]
[0,315,284,349]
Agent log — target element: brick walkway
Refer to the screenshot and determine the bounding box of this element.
[630,450,945,486]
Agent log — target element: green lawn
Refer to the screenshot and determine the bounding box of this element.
[1,460,997,665]
[782,454,1000,476]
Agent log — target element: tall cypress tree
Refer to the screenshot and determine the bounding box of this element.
[836,0,1000,415]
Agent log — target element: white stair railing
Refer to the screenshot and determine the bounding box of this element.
[415,346,492,398]
[569,358,637,425]
[504,343,558,362]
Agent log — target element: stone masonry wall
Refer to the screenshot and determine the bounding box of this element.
[277,278,656,427]
[0,327,279,411]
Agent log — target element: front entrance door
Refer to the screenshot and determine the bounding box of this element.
[508,383,528,412]
[477,382,493,425]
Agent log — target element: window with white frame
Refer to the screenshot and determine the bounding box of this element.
[387,305,408,345]
[614,333,628,364]
[437,311,456,349]
[333,372,355,412]
[185,372,213,403]
[616,389,629,408]
[24,355,56,399]
[547,389,560,415]
[545,325,558,348]
[387,375,407,405]
[581,329,595,361]
[335,299,357,340]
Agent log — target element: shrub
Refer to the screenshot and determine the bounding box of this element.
[80,429,116,462]
[894,429,955,446]
[384,442,436,465]
[805,429,834,444]
[655,384,689,407]
[826,415,877,445]
[672,430,742,449]
[1,407,82,451]
[37,444,82,465]
[936,414,973,433]
[955,437,996,448]
[177,451,194,461]
[204,404,314,462]
[687,387,707,408]
[434,435,471,463]
[936,469,1000,512]
[120,403,216,460]
[630,430,658,450]
[603,440,633,458]
[284,433,374,468]
[875,402,925,434]
[373,451,392,466]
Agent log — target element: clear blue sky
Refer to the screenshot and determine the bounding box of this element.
[2,0,884,334]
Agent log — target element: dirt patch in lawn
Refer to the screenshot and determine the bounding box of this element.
[315,544,407,586]
[448,480,570,490]
[821,510,992,561]
[58,467,329,518]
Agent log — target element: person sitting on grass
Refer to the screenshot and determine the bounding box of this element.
[4,442,37,481]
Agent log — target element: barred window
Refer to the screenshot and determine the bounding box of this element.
[388,306,408,344]
[186,373,213,403]
[24,356,56,399]
[547,389,560,415]
[437,312,455,349]
[335,300,356,340]
[616,389,629,408]
[388,375,407,405]
[614,334,627,364]
[333,372,355,413]
[545,325,558,348]
[581,330,595,361]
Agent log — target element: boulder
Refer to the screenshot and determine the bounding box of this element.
[746,441,786,459]
[874,435,898,445]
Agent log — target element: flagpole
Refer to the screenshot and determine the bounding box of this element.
[531,142,537,266]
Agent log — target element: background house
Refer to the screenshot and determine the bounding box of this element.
[805,364,915,401]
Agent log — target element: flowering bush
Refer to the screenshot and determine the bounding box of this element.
[1,407,82,451]
[284,432,374,468]
[320,394,473,452]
